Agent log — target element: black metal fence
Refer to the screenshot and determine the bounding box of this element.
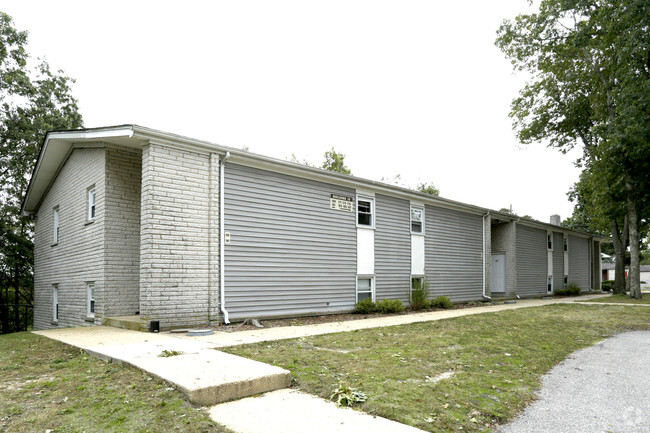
[0,304,34,334]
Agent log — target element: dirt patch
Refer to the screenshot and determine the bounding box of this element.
[210,302,493,333]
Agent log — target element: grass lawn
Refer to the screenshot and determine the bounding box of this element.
[580,293,650,304]
[224,304,650,433]
[0,332,231,433]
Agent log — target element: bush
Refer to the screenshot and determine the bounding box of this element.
[601,280,614,292]
[430,296,454,309]
[352,298,377,314]
[410,277,430,311]
[555,283,581,297]
[376,299,405,314]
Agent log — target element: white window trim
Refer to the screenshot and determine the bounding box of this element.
[356,275,375,302]
[410,275,425,301]
[410,206,425,235]
[87,186,96,222]
[52,207,59,245]
[52,284,59,323]
[356,196,375,229]
[87,282,95,317]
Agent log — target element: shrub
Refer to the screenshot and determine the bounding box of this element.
[330,383,367,407]
[352,298,377,314]
[376,299,405,314]
[410,277,430,311]
[555,283,581,297]
[430,296,454,309]
[601,280,614,292]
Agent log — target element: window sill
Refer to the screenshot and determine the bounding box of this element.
[85,220,95,226]
[51,243,58,247]
[84,316,95,323]
[410,232,425,236]
[356,225,375,230]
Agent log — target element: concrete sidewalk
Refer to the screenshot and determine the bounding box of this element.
[33,293,612,433]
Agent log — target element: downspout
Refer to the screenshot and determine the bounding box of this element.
[220,151,231,324]
[482,211,492,301]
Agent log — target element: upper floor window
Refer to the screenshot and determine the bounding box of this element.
[357,197,374,228]
[53,207,59,244]
[547,232,553,250]
[563,235,568,252]
[410,206,424,234]
[87,186,96,222]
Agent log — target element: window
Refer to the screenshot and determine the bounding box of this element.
[52,285,59,322]
[87,282,95,317]
[410,206,424,234]
[53,207,59,244]
[410,276,424,300]
[356,277,374,303]
[564,275,568,288]
[357,197,374,227]
[547,232,553,250]
[87,187,96,222]
[563,235,568,252]
[547,275,553,293]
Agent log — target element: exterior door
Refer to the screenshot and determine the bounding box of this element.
[491,253,506,293]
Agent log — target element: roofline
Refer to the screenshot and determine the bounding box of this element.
[21,125,609,241]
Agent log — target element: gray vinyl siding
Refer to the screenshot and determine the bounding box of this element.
[568,235,590,290]
[375,194,411,303]
[553,232,564,290]
[516,225,547,296]
[224,163,357,320]
[424,205,483,301]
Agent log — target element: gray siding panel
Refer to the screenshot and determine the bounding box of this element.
[553,232,564,290]
[516,225,547,296]
[375,194,411,303]
[568,235,590,290]
[224,163,357,320]
[424,206,483,302]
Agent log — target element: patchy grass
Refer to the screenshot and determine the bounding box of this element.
[0,332,231,433]
[224,304,650,432]
[579,293,650,304]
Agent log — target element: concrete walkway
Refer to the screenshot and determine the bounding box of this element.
[33,293,613,433]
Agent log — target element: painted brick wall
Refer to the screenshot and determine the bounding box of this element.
[33,147,106,330]
[104,147,142,316]
[139,143,214,329]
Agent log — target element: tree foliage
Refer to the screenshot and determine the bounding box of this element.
[496,0,650,298]
[416,182,440,196]
[321,147,352,175]
[0,12,83,333]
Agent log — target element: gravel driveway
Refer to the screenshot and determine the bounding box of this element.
[498,331,650,433]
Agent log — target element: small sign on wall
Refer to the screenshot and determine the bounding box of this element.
[330,194,354,212]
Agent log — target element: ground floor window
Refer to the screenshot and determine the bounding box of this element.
[87,282,95,317]
[547,275,553,293]
[52,284,59,322]
[356,276,374,303]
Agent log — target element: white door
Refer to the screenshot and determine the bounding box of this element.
[491,253,506,293]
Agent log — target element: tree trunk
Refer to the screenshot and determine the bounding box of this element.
[610,219,627,294]
[627,191,641,299]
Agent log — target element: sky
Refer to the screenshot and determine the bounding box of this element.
[2,0,585,222]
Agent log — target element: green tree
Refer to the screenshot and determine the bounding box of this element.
[322,147,352,175]
[0,12,83,333]
[416,182,440,196]
[496,0,650,298]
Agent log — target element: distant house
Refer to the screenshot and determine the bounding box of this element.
[21,126,606,331]
[603,264,650,288]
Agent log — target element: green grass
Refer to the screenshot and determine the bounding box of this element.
[224,304,650,432]
[580,293,650,304]
[0,332,232,433]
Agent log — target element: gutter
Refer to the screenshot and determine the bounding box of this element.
[482,211,492,301]
[219,151,231,324]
